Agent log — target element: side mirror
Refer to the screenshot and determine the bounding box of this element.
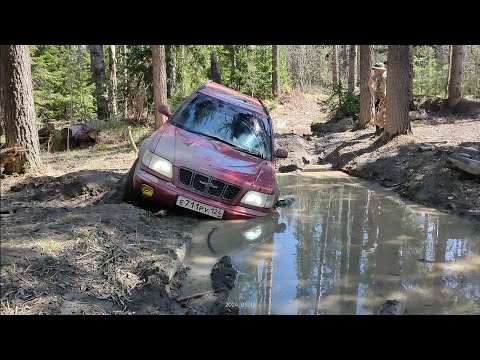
[275,148,288,159]
[158,104,173,118]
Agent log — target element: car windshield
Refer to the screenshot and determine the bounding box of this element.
[170,93,272,160]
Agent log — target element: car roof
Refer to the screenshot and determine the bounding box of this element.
[198,82,269,118]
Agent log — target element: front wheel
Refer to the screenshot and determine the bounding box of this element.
[123,158,140,202]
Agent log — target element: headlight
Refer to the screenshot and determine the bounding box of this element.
[241,191,276,208]
[142,149,173,179]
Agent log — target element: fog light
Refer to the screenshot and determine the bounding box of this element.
[140,184,154,198]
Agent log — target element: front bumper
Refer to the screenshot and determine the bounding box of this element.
[133,167,270,220]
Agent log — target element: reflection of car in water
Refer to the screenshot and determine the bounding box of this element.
[123,81,288,220]
[207,211,286,255]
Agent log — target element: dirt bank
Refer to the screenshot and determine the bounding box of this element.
[271,95,480,222]
[312,116,480,222]
[0,148,235,315]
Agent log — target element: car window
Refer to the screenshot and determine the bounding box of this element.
[170,93,272,160]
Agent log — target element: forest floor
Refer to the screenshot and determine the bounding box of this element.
[0,142,234,314]
[1,91,479,315]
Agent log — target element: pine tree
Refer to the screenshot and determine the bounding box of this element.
[0,45,42,174]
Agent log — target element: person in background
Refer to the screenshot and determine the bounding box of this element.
[369,62,387,135]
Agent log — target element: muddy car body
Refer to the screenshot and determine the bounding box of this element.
[124,81,287,220]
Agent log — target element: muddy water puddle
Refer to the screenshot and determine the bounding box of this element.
[181,165,480,315]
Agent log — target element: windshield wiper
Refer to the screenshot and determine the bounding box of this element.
[207,134,265,159]
[198,132,265,160]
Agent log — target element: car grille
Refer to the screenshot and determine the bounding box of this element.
[178,167,242,201]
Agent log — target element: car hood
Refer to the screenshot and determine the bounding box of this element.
[152,123,274,191]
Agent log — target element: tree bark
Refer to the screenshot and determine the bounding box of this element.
[358,45,374,128]
[341,45,348,82]
[122,45,129,117]
[89,45,109,119]
[108,45,118,117]
[348,45,356,92]
[445,45,452,98]
[0,45,42,174]
[228,45,236,88]
[448,45,465,108]
[151,45,167,130]
[166,45,177,98]
[474,46,479,99]
[331,45,338,88]
[407,45,415,110]
[384,45,412,140]
[272,45,280,98]
[0,64,4,135]
[356,45,360,87]
[210,51,222,84]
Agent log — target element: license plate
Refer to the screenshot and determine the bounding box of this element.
[176,196,224,219]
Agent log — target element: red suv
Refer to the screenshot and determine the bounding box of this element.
[124,81,287,220]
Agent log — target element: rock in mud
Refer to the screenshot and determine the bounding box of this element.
[276,197,295,208]
[211,256,237,294]
[153,209,169,218]
[137,244,187,284]
[279,164,303,173]
[208,256,239,315]
[377,300,405,315]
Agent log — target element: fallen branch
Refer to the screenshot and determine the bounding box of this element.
[126,126,138,154]
[446,155,480,177]
[418,144,436,151]
[0,203,25,214]
[176,290,213,302]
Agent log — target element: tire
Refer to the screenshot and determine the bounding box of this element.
[123,158,140,202]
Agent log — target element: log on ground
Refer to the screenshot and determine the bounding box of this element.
[61,123,99,148]
[446,155,480,177]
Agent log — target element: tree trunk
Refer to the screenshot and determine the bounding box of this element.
[0,45,42,174]
[358,45,374,128]
[122,45,129,117]
[228,45,236,88]
[341,45,348,82]
[108,45,118,117]
[407,45,415,110]
[151,45,167,130]
[445,45,452,98]
[331,45,338,88]
[474,46,479,99]
[448,45,465,108]
[0,63,4,136]
[356,45,360,87]
[89,45,109,119]
[348,45,356,92]
[166,45,177,98]
[384,45,412,141]
[272,45,280,98]
[210,51,222,84]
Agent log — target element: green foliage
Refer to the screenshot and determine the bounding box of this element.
[413,46,449,98]
[174,45,213,99]
[322,84,360,118]
[30,45,96,122]
[170,45,292,103]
